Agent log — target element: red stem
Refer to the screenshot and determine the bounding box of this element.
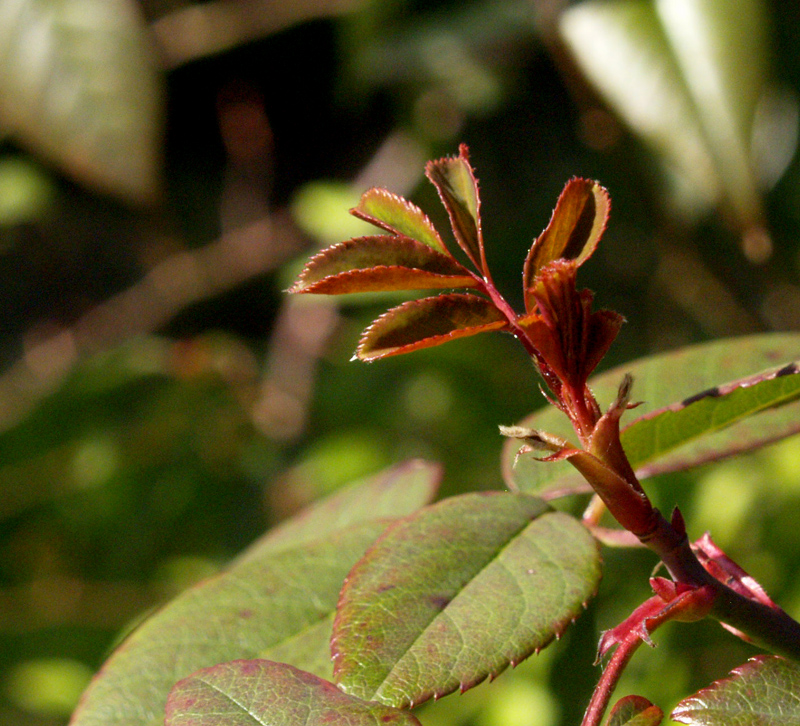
[582,632,646,726]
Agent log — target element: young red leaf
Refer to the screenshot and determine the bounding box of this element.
[520,260,624,395]
[351,188,448,255]
[289,236,477,294]
[425,144,486,273]
[524,178,610,313]
[356,293,508,361]
[606,695,663,726]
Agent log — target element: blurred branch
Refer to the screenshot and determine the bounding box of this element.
[152,0,365,69]
[0,211,308,434]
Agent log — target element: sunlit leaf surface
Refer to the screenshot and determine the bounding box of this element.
[0,0,162,202]
[560,1,720,213]
[656,0,768,229]
[357,294,507,361]
[504,333,800,493]
[165,660,423,726]
[672,655,800,725]
[332,492,601,708]
[561,0,769,232]
[351,188,447,254]
[290,237,476,294]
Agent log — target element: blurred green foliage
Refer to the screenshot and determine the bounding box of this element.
[1,0,800,724]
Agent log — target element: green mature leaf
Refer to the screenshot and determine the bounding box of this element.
[672,655,800,725]
[504,333,800,494]
[70,521,387,726]
[351,188,448,254]
[0,0,162,203]
[621,361,800,474]
[606,695,664,726]
[289,237,477,294]
[69,453,443,726]
[425,145,485,271]
[165,660,423,726]
[332,492,601,708]
[523,179,609,312]
[237,459,441,563]
[356,293,507,361]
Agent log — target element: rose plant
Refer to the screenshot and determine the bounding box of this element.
[70,145,800,726]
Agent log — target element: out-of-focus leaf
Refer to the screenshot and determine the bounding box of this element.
[523,179,609,312]
[0,0,162,203]
[560,0,770,233]
[425,145,485,271]
[289,237,477,294]
[165,660,423,726]
[606,695,663,726]
[656,0,768,229]
[351,188,447,254]
[671,655,800,725]
[356,293,507,361]
[504,333,800,494]
[0,155,55,227]
[332,492,601,708]
[560,1,720,213]
[69,519,391,726]
[236,459,441,563]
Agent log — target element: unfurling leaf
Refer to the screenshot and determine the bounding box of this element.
[289,237,477,294]
[523,178,610,313]
[165,660,422,726]
[519,260,624,393]
[356,294,508,361]
[332,492,601,708]
[351,188,448,254]
[425,144,486,272]
[672,655,800,726]
[606,695,663,726]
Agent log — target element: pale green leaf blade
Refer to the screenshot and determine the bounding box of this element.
[672,655,800,725]
[332,492,601,708]
[352,188,447,254]
[237,459,441,563]
[0,0,162,203]
[70,520,390,726]
[165,660,423,726]
[504,333,800,494]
